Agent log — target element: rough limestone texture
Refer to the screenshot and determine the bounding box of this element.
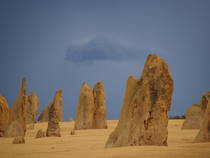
[182,104,202,129]
[74,83,95,130]
[74,82,107,130]
[92,82,107,129]
[4,120,25,137]
[35,129,46,138]
[38,91,62,122]
[105,54,174,148]
[0,96,10,136]
[26,92,39,124]
[10,78,27,136]
[194,92,210,142]
[38,106,49,122]
[27,124,35,130]
[12,136,25,144]
[46,90,62,137]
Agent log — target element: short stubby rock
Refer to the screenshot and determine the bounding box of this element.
[70,129,75,135]
[35,129,46,138]
[12,136,25,144]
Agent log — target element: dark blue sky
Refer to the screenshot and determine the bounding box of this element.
[1,0,210,120]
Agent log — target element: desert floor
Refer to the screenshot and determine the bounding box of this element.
[0,120,210,158]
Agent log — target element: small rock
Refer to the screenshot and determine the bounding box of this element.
[12,136,25,144]
[70,129,75,135]
[35,129,46,138]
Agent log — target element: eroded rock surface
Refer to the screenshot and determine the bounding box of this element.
[74,82,107,130]
[182,104,202,129]
[4,120,24,137]
[105,54,174,147]
[35,129,46,138]
[10,78,27,136]
[26,92,39,124]
[92,82,107,129]
[46,90,62,137]
[0,96,10,136]
[194,92,210,142]
[38,91,62,122]
[38,106,49,122]
[74,83,95,130]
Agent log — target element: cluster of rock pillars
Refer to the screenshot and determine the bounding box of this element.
[0,54,210,146]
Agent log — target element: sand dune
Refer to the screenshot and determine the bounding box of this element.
[0,120,210,158]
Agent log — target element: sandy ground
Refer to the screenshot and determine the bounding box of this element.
[0,120,210,158]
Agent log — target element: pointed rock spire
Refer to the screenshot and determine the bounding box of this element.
[105,54,174,147]
[46,89,62,137]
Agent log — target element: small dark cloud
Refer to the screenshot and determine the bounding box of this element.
[65,37,148,63]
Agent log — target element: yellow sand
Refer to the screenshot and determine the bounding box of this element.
[0,120,210,158]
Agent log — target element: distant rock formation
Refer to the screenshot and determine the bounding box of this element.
[4,120,25,137]
[92,82,107,129]
[38,106,49,122]
[26,92,39,124]
[0,96,10,136]
[5,78,38,137]
[12,136,25,144]
[38,90,62,122]
[74,83,95,129]
[74,81,107,130]
[182,104,202,129]
[56,92,63,122]
[10,78,28,136]
[194,92,210,142]
[35,129,46,138]
[46,90,62,137]
[105,54,174,147]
